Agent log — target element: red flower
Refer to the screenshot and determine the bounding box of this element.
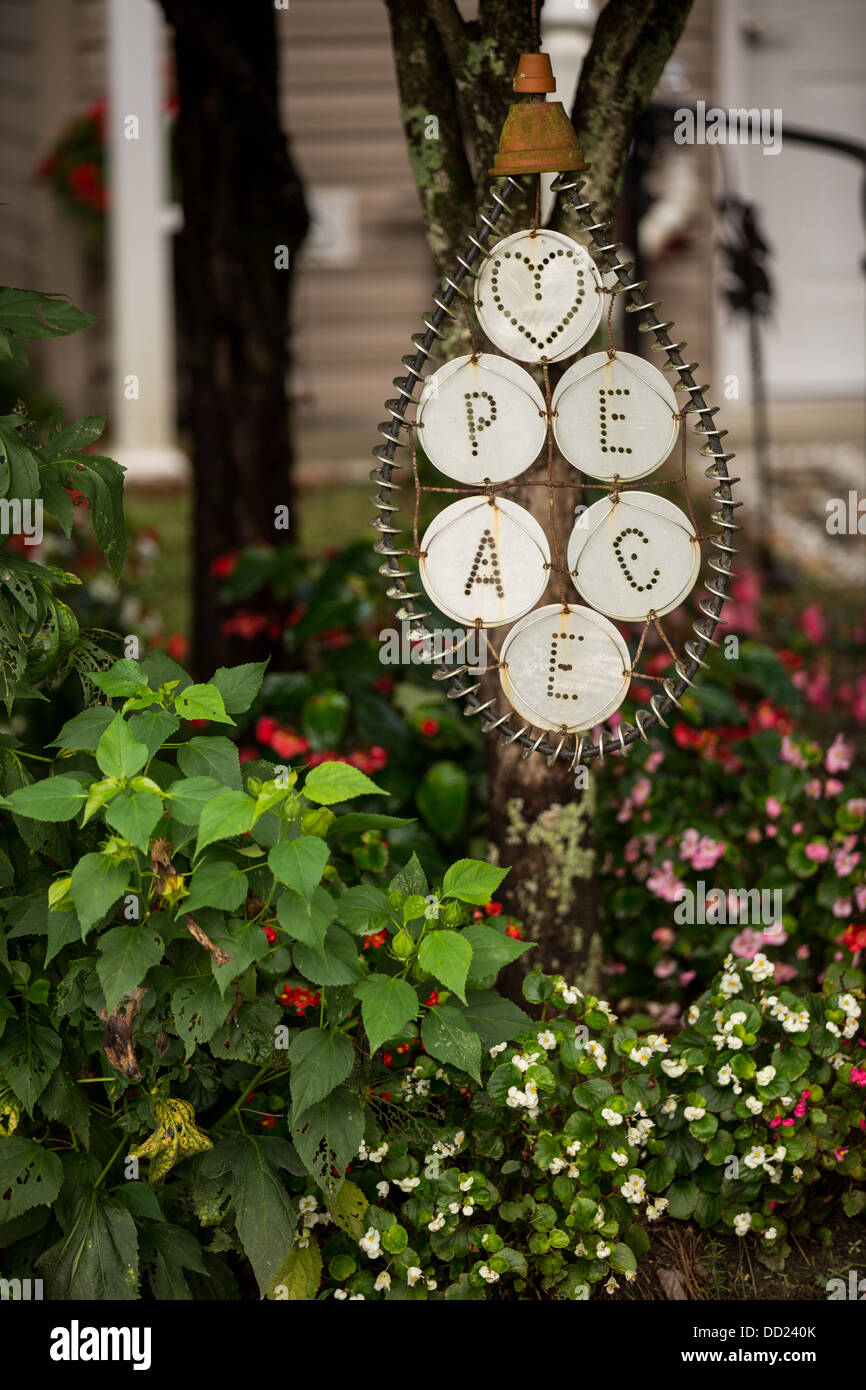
[270,730,309,760]
[222,610,267,640]
[166,633,188,661]
[484,901,502,916]
[188,718,210,731]
[68,161,99,204]
[258,1114,276,1130]
[383,1053,394,1067]
[363,930,387,951]
[256,716,278,744]
[307,749,339,767]
[506,923,523,940]
[419,718,440,737]
[372,676,395,697]
[261,924,278,945]
[843,924,866,953]
[210,551,238,579]
[396,1042,410,1055]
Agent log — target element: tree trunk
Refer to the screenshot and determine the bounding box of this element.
[159,0,308,678]
[386,0,691,992]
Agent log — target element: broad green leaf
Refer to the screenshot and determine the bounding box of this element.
[184,858,249,915]
[418,930,473,1003]
[416,760,468,841]
[97,923,163,1015]
[4,776,88,822]
[268,836,329,905]
[0,287,94,339]
[334,883,389,934]
[292,925,361,986]
[267,1241,322,1301]
[70,853,130,936]
[230,1138,299,1295]
[291,1085,365,1192]
[166,775,224,825]
[666,1178,700,1220]
[328,813,414,838]
[276,885,334,951]
[45,909,82,965]
[355,974,419,1055]
[389,853,427,898]
[175,683,234,725]
[290,1028,354,1118]
[458,990,533,1048]
[325,1179,369,1241]
[104,788,164,852]
[177,735,242,790]
[96,714,149,779]
[208,919,270,996]
[0,1136,63,1222]
[38,1192,139,1300]
[0,1021,62,1113]
[441,858,509,906]
[50,705,116,751]
[91,659,148,696]
[211,661,268,714]
[303,761,384,805]
[171,974,229,1057]
[39,1065,90,1145]
[141,1221,207,1300]
[195,790,256,857]
[421,1004,481,1082]
[463,921,533,985]
[126,710,180,759]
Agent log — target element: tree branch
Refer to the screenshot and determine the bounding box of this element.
[424,0,469,73]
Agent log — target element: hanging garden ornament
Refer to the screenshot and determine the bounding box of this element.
[419,496,550,628]
[370,48,738,766]
[567,492,701,622]
[552,350,680,482]
[415,354,546,485]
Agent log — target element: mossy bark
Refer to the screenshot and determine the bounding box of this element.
[385,0,691,991]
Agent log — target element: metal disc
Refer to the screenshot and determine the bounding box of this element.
[567,491,700,621]
[499,603,631,732]
[552,350,680,481]
[474,229,603,364]
[419,495,550,628]
[414,353,547,484]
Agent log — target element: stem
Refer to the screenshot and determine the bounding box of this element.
[212,1061,272,1131]
[93,1134,127,1190]
[15,750,54,764]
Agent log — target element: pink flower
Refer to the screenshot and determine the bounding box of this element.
[792,822,803,835]
[762,921,788,946]
[765,796,782,820]
[679,828,700,861]
[835,1148,848,1161]
[679,970,696,986]
[652,926,675,946]
[847,798,866,818]
[653,957,677,979]
[781,1117,795,1127]
[833,848,860,878]
[769,1116,782,1129]
[856,885,866,914]
[824,778,844,797]
[632,776,651,807]
[647,860,687,904]
[625,836,641,864]
[780,735,808,769]
[799,604,826,643]
[849,1067,866,1087]
[833,898,853,919]
[773,961,798,984]
[825,734,853,774]
[793,1100,807,1117]
[646,750,665,773]
[804,841,830,862]
[765,824,778,838]
[795,943,811,960]
[692,836,726,871]
[731,928,763,960]
[805,780,822,800]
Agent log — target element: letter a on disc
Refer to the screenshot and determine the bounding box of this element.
[419,496,550,628]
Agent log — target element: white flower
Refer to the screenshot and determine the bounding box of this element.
[394,1176,420,1193]
[621,1175,646,1205]
[743,1145,766,1169]
[426,1279,437,1290]
[826,1020,841,1037]
[462,1203,474,1216]
[792,1165,803,1182]
[349,1293,365,1300]
[459,1176,474,1191]
[631,1045,653,1066]
[646,1197,668,1221]
[661,1059,687,1077]
[506,1086,525,1109]
[728,1011,747,1026]
[374,1271,391,1291]
[489,1041,507,1058]
[548,1156,566,1175]
[611,1150,629,1167]
[597,1000,618,1023]
[301,1212,318,1229]
[574,1241,586,1257]
[733,1212,752,1236]
[756,1065,776,1085]
[687,1005,701,1025]
[537,1030,557,1050]
[605,1277,618,1294]
[684,1105,705,1121]
[763,1227,777,1241]
[376,1181,389,1199]
[565,1140,582,1157]
[428,1215,445,1231]
[559,985,581,1006]
[298,1195,318,1214]
[645,1033,670,1054]
[720,971,743,997]
[334,1289,348,1300]
[661,1096,679,1115]
[596,1241,611,1259]
[359,1228,381,1259]
[478,1265,500,1284]
[513,1051,540,1073]
[716,1064,733,1085]
[745,1096,763,1114]
[586,1040,607,1070]
[448,1202,460,1215]
[746,952,775,982]
[406,1267,423,1286]
[838,993,861,1017]
[601,1107,624,1126]
[369,1144,389,1163]
[296,1234,310,1248]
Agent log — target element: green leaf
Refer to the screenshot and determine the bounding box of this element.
[0,1136,63,1223]
[70,853,130,936]
[334,883,389,934]
[643,1155,676,1193]
[666,1178,700,1220]
[608,1242,637,1274]
[195,790,255,857]
[267,1241,322,1301]
[292,925,361,986]
[96,923,163,1014]
[166,775,224,825]
[96,714,149,779]
[0,287,94,339]
[38,1192,139,1299]
[441,858,508,906]
[4,776,88,822]
[418,930,472,1003]
[177,735,242,790]
[389,852,428,898]
[104,788,164,853]
[208,919,270,996]
[211,661,268,714]
[50,705,116,752]
[328,812,414,838]
[457,991,533,1049]
[276,884,334,951]
[291,1085,365,1192]
[416,760,468,841]
[326,1179,369,1241]
[184,858,249,915]
[290,1028,354,1117]
[0,1021,62,1113]
[39,1064,90,1145]
[126,710,180,759]
[268,836,330,905]
[303,760,385,805]
[91,659,148,697]
[421,1004,481,1082]
[175,683,235,725]
[463,921,532,985]
[141,1221,207,1299]
[171,974,229,1057]
[221,1138,299,1294]
[355,974,419,1054]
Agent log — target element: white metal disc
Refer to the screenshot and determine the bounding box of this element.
[474,230,603,364]
[414,354,547,484]
[419,496,550,628]
[567,491,700,622]
[552,350,680,481]
[499,603,631,732]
